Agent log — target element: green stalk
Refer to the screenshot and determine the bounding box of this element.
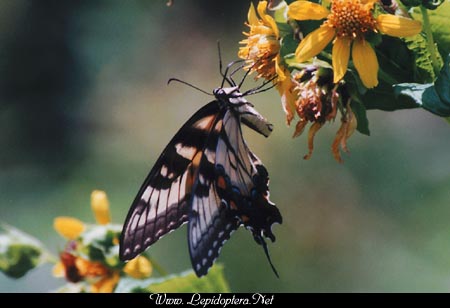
[420,6,440,75]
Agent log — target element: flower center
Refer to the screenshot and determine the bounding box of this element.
[326,0,377,39]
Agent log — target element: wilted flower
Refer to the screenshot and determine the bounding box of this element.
[289,65,356,162]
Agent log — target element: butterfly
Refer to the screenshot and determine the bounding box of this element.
[119,60,282,277]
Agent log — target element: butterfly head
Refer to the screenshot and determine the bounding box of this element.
[213,86,247,107]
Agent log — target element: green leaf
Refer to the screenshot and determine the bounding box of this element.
[280,34,299,61]
[350,101,370,136]
[446,117,450,124]
[413,2,450,58]
[375,36,419,84]
[115,264,230,293]
[0,225,49,278]
[403,34,441,83]
[394,53,450,116]
[348,77,418,111]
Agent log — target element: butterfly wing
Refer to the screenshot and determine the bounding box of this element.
[188,108,281,276]
[119,101,223,261]
[216,110,281,243]
[187,113,240,276]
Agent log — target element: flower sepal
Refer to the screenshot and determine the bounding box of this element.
[270,0,294,37]
[77,223,123,268]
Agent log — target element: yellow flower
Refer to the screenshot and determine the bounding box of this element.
[52,190,155,292]
[239,1,282,80]
[91,190,111,225]
[54,217,85,240]
[91,272,120,293]
[123,256,153,279]
[54,190,111,240]
[288,0,422,88]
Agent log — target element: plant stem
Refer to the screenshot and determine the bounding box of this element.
[420,6,440,75]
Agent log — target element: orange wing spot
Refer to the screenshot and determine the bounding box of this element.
[192,151,202,169]
[185,151,203,194]
[241,215,250,223]
[217,176,227,190]
[185,165,194,194]
[214,119,223,132]
[193,115,216,130]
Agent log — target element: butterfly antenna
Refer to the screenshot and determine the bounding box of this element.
[242,75,278,96]
[218,42,233,87]
[228,62,246,87]
[259,236,280,278]
[239,57,266,89]
[167,78,213,96]
[218,42,244,88]
[237,65,251,89]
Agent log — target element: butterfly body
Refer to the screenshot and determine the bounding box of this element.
[120,84,281,277]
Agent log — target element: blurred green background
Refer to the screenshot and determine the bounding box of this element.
[1,0,450,292]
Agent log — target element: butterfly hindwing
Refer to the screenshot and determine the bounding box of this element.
[188,113,240,276]
[119,101,222,261]
[188,108,281,276]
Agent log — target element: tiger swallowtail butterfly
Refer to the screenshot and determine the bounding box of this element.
[119,60,282,277]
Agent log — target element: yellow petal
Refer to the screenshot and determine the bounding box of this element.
[247,2,258,25]
[376,14,422,37]
[74,257,90,276]
[295,26,335,63]
[257,1,279,38]
[362,0,378,9]
[352,39,379,88]
[288,1,330,21]
[275,56,286,81]
[257,1,268,18]
[91,190,111,225]
[276,75,297,125]
[52,262,65,278]
[54,217,85,240]
[332,37,351,83]
[123,256,153,279]
[91,272,120,293]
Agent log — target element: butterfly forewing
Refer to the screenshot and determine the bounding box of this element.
[120,102,222,261]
